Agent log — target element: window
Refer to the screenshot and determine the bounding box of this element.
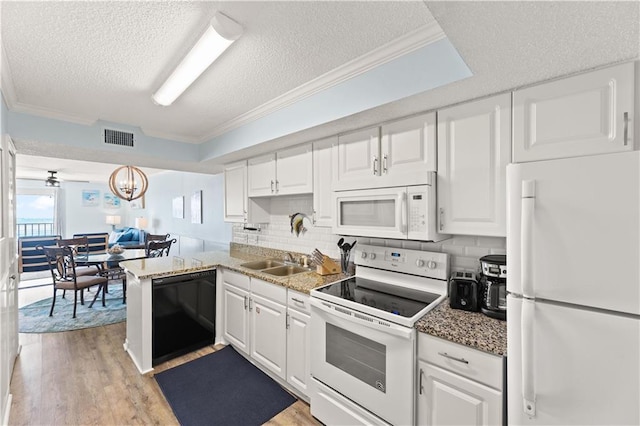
[16,190,57,237]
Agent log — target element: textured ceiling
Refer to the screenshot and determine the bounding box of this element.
[3,1,640,179]
[1,1,434,142]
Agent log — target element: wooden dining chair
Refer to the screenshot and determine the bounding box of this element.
[145,238,177,258]
[57,236,101,276]
[41,246,108,318]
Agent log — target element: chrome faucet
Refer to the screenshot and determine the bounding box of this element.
[283,252,296,264]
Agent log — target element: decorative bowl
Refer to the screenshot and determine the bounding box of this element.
[108,245,125,255]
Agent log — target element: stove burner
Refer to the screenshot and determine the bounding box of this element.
[314,276,441,318]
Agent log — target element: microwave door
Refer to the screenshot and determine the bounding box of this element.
[334,188,407,239]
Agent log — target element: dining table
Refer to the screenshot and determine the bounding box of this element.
[74,249,148,307]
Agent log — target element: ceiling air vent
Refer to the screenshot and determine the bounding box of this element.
[104,128,135,147]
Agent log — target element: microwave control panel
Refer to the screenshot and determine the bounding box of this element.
[407,188,427,233]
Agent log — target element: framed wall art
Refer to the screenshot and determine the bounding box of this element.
[191,190,202,224]
[172,196,184,219]
[82,190,100,207]
[130,196,145,209]
[104,192,121,209]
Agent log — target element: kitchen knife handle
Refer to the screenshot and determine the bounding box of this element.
[522,298,536,417]
[521,180,536,298]
[623,112,629,146]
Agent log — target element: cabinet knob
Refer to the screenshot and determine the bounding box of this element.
[361,252,367,259]
[416,259,425,267]
[427,260,437,269]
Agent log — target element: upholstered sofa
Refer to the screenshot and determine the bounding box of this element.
[108,227,146,249]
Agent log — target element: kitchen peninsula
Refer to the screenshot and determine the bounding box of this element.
[120,243,350,374]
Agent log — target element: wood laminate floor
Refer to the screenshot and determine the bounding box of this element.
[8,322,319,425]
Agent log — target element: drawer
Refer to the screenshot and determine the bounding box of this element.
[287,289,310,314]
[251,278,287,304]
[419,333,503,390]
[222,269,250,291]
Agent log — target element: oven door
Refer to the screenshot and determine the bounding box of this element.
[333,187,408,239]
[310,298,416,426]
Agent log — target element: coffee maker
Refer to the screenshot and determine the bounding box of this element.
[478,254,507,320]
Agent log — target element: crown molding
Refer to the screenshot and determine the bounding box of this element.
[199,22,445,143]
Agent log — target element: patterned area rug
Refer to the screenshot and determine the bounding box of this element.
[19,283,126,333]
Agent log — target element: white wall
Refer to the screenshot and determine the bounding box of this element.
[232,195,506,273]
[141,170,232,252]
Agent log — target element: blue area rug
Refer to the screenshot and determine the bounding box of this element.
[155,346,296,426]
[19,284,126,333]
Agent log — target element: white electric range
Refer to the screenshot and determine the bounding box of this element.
[310,244,449,425]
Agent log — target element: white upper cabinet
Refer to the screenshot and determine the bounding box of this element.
[379,112,436,186]
[223,160,248,223]
[248,145,313,197]
[334,126,380,190]
[247,154,277,197]
[513,62,635,162]
[223,160,269,223]
[437,93,511,237]
[312,137,337,227]
[334,112,437,191]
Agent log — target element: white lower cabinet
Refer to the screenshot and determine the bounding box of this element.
[250,279,287,380]
[221,270,311,400]
[286,290,311,397]
[417,334,504,426]
[222,270,251,355]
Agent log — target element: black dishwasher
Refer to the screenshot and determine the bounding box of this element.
[152,269,216,365]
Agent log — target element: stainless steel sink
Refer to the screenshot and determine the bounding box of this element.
[261,265,310,276]
[240,259,284,270]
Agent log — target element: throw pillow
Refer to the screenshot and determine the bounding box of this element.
[109,231,124,244]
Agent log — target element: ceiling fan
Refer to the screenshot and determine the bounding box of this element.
[45,171,60,187]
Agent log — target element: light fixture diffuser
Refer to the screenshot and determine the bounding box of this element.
[152,12,243,106]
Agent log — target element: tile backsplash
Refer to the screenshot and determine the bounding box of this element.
[232,194,505,275]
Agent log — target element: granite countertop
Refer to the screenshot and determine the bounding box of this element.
[120,244,350,294]
[415,300,507,357]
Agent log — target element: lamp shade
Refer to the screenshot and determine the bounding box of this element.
[135,217,148,229]
[106,215,122,226]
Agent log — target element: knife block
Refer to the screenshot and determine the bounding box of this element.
[316,256,342,275]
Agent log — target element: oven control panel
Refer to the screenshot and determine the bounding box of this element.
[355,244,449,281]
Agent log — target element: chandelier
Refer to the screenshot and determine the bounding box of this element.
[108,165,148,202]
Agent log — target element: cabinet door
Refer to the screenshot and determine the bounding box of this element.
[514,62,634,162]
[250,293,287,380]
[223,161,247,223]
[248,153,277,197]
[334,127,380,191]
[312,137,336,227]
[417,361,502,426]
[222,283,250,355]
[437,93,511,236]
[380,112,436,186]
[286,309,310,397]
[276,144,313,195]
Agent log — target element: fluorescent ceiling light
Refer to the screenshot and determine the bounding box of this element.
[152,12,243,106]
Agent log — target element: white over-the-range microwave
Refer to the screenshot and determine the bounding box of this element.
[333,173,449,241]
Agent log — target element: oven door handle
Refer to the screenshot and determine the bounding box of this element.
[310,297,414,340]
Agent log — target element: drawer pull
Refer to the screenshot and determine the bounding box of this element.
[438,352,469,364]
[291,297,305,305]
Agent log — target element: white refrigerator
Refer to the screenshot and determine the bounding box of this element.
[507,151,640,425]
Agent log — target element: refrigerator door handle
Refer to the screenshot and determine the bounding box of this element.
[521,180,536,298]
[522,298,537,417]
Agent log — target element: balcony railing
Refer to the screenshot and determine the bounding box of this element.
[17,222,56,237]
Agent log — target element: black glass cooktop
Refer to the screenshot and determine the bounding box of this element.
[315,277,441,318]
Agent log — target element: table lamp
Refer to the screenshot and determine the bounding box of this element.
[106,215,121,230]
[135,217,148,231]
